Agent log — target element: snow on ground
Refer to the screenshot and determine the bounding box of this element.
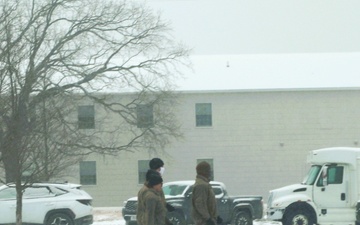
[93,207,124,225]
[92,207,281,225]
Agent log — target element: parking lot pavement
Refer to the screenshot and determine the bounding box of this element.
[92,207,282,225]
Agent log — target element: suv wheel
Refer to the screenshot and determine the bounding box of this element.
[46,213,74,225]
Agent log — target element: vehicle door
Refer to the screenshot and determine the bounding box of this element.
[212,186,231,222]
[0,186,17,223]
[313,164,353,223]
[22,186,58,223]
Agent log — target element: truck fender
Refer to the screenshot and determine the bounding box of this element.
[232,203,255,218]
[271,193,313,210]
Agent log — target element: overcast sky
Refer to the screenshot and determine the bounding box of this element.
[144,0,360,90]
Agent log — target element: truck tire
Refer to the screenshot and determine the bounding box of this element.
[45,213,74,225]
[232,211,252,225]
[168,211,186,225]
[283,208,315,225]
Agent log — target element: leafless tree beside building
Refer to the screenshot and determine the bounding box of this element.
[0,0,189,224]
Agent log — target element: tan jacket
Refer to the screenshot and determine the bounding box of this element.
[137,181,172,225]
[137,185,148,225]
[191,175,217,225]
[137,187,166,225]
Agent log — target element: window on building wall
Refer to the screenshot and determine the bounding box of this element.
[78,105,95,129]
[80,161,96,185]
[196,103,212,127]
[137,104,154,128]
[138,160,150,184]
[197,158,214,180]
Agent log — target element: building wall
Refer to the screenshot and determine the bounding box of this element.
[67,88,360,207]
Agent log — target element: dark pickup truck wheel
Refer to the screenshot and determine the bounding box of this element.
[232,211,252,225]
[168,211,186,225]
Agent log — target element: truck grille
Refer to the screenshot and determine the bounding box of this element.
[125,200,138,211]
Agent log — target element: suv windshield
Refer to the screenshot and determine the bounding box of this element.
[163,184,188,196]
[302,165,321,185]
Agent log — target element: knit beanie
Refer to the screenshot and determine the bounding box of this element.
[148,173,163,187]
[145,169,160,181]
[196,161,211,177]
[149,158,164,170]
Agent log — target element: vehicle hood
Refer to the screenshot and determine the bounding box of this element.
[268,183,309,208]
[127,196,138,201]
[270,183,307,195]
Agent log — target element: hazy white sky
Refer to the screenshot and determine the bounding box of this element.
[147,0,360,55]
[144,0,360,90]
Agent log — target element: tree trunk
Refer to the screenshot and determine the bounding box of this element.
[16,178,23,225]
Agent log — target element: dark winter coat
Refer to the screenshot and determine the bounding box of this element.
[137,187,166,225]
[136,185,148,225]
[137,181,172,225]
[191,175,217,225]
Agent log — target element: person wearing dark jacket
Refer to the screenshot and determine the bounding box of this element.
[137,158,174,225]
[137,172,166,225]
[191,161,218,225]
[148,158,175,213]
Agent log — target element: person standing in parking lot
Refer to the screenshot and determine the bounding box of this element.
[137,158,174,225]
[191,161,218,225]
[138,171,166,225]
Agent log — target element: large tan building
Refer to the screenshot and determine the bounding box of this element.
[66,87,360,207]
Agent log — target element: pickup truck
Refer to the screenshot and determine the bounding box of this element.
[122,180,263,225]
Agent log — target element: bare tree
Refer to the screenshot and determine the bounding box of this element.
[0,0,189,224]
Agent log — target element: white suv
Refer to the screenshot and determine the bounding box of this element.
[0,183,93,225]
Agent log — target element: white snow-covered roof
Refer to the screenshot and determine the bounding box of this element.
[175,52,360,91]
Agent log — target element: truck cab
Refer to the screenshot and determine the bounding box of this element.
[267,147,360,225]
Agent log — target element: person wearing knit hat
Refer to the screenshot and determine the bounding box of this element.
[148,158,175,213]
[196,161,212,179]
[137,172,166,225]
[147,172,163,187]
[137,159,174,225]
[191,161,218,225]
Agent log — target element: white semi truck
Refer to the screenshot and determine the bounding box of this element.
[267,147,360,225]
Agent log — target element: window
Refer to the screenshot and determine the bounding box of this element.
[138,160,150,184]
[327,166,343,184]
[303,165,321,185]
[196,103,212,127]
[0,187,16,199]
[163,184,188,196]
[80,161,96,185]
[317,165,343,186]
[197,158,214,180]
[212,186,224,198]
[137,104,154,128]
[23,187,54,198]
[78,105,95,129]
